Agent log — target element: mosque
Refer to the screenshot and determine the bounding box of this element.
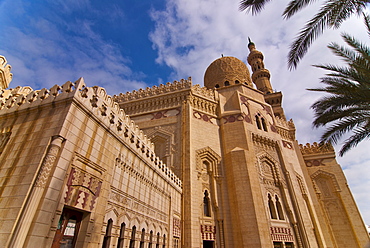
[0,41,369,248]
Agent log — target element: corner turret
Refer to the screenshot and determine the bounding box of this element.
[0,55,12,90]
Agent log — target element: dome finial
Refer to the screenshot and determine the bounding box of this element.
[247,37,255,51]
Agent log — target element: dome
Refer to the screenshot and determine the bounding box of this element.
[204,56,253,89]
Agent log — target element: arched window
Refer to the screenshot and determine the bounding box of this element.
[268,194,277,219]
[117,222,126,248]
[224,81,230,86]
[255,116,262,130]
[129,226,136,248]
[156,232,160,248]
[102,218,113,248]
[163,234,166,248]
[235,80,240,84]
[275,196,284,220]
[203,190,211,217]
[148,230,153,248]
[215,84,220,88]
[261,118,267,131]
[139,228,145,248]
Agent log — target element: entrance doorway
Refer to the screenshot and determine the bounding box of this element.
[203,240,214,248]
[52,207,83,248]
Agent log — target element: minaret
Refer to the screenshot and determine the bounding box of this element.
[247,38,273,94]
[247,39,286,119]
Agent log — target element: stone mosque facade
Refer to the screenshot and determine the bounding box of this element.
[0,42,369,248]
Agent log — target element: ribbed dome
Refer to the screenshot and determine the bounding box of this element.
[204,56,253,89]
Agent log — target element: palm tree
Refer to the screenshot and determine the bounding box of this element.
[239,0,369,69]
[308,14,370,156]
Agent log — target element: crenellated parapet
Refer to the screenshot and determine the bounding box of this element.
[299,142,335,156]
[0,78,182,189]
[275,117,296,141]
[0,56,13,90]
[190,84,216,101]
[115,78,217,116]
[114,78,193,102]
[275,116,295,129]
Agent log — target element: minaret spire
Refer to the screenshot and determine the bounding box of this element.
[247,39,273,94]
[247,40,286,119]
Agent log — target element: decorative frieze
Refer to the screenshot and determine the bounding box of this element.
[305,159,325,167]
[109,189,168,222]
[64,167,103,211]
[189,94,217,116]
[270,226,294,242]
[201,225,216,241]
[221,113,252,124]
[252,133,277,149]
[193,110,217,125]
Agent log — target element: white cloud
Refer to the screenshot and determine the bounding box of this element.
[0,1,146,95]
[149,0,370,224]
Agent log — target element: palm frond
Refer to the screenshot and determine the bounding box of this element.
[288,0,367,69]
[283,0,317,19]
[339,125,370,156]
[319,113,369,145]
[239,0,271,14]
[363,13,370,37]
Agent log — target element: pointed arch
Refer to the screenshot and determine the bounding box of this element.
[310,170,341,194]
[102,218,113,248]
[129,225,136,248]
[275,195,284,220]
[147,129,175,166]
[268,194,277,219]
[257,153,281,184]
[203,190,211,217]
[196,147,222,177]
[117,222,126,248]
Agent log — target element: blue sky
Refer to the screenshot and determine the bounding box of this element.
[1,0,370,225]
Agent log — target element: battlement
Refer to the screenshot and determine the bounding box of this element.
[114,78,192,102]
[0,55,13,90]
[275,116,296,141]
[114,77,216,103]
[275,116,295,129]
[299,142,335,155]
[0,78,182,189]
